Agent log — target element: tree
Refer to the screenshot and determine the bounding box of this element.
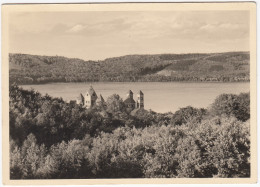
[106,94,125,113]
[235,93,250,121]
[10,140,23,179]
[209,93,250,121]
[10,133,48,179]
[49,140,92,179]
[170,106,206,126]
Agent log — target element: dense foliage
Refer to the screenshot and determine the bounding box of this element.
[9,85,250,179]
[9,52,249,84]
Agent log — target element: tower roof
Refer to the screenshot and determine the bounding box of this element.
[99,94,105,102]
[77,93,84,101]
[96,94,105,103]
[77,93,84,104]
[127,90,133,94]
[138,90,144,95]
[87,86,97,96]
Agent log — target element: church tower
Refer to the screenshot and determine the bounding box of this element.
[136,90,144,108]
[76,93,84,105]
[124,90,135,112]
[126,90,133,99]
[84,86,98,108]
[96,94,106,108]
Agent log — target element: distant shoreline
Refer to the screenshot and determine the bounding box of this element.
[17,80,250,86]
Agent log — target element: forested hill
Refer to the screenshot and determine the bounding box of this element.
[9,52,250,84]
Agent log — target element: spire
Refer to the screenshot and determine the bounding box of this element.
[126,90,133,99]
[96,94,105,103]
[87,85,97,97]
[138,90,144,95]
[96,94,106,108]
[99,94,105,102]
[78,93,84,100]
[77,93,84,105]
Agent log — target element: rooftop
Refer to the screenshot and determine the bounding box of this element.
[87,86,97,96]
[124,97,135,104]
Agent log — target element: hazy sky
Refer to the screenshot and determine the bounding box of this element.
[9,11,249,60]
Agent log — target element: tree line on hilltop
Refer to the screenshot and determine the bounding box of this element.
[10,84,250,179]
[9,52,250,84]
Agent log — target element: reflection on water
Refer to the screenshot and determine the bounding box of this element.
[21,82,250,113]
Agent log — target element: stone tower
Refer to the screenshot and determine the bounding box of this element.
[124,90,135,111]
[136,90,144,108]
[84,86,98,108]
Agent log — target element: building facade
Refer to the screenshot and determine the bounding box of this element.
[77,86,98,108]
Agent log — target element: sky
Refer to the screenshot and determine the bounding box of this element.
[9,11,250,60]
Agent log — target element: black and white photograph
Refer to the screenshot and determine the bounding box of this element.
[2,2,257,185]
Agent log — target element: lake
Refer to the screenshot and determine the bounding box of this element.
[21,82,250,113]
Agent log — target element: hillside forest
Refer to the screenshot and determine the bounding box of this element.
[9,52,249,84]
[10,84,250,179]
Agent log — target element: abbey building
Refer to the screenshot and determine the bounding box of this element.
[76,86,106,108]
[76,86,144,111]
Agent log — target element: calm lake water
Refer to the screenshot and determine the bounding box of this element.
[21,82,250,113]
